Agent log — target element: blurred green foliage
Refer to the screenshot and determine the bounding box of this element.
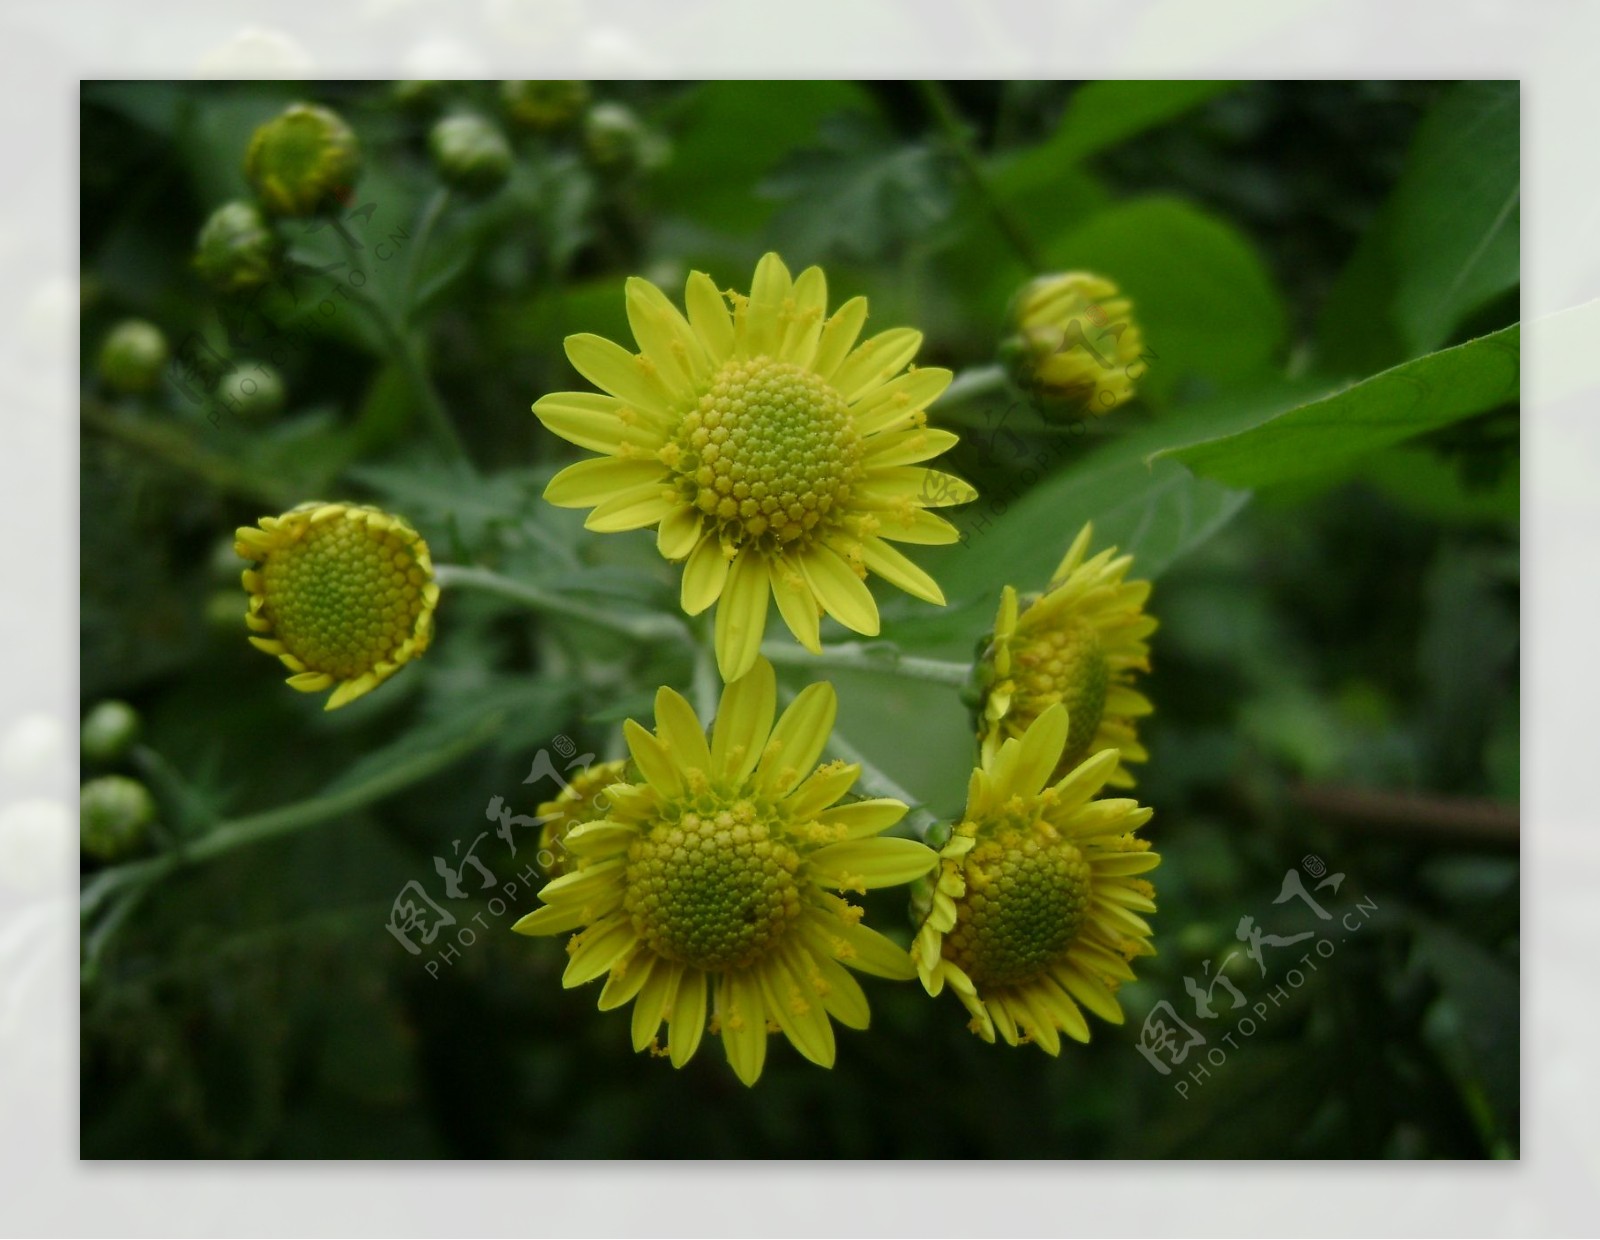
[79,80,1517,1159]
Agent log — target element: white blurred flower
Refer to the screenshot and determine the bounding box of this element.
[193,27,315,77]
[0,715,66,787]
[0,799,72,896]
[400,38,489,78]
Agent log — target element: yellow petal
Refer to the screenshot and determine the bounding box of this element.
[718,970,769,1086]
[818,798,908,840]
[1012,703,1069,799]
[808,837,937,891]
[564,332,675,416]
[656,504,703,560]
[713,550,770,682]
[860,426,960,467]
[780,265,828,368]
[562,915,638,988]
[757,954,836,1068]
[533,391,667,454]
[598,952,656,1010]
[685,270,734,363]
[783,760,860,820]
[832,328,922,402]
[799,546,879,636]
[768,551,821,654]
[811,295,868,380]
[756,681,837,797]
[740,252,793,359]
[632,959,682,1052]
[624,717,683,797]
[668,968,708,1067]
[860,537,944,606]
[625,275,709,397]
[711,656,777,785]
[583,483,676,533]
[653,685,712,774]
[680,533,731,616]
[853,367,954,436]
[546,456,669,508]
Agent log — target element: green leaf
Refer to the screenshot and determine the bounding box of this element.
[1391,82,1520,356]
[650,81,876,234]
[1039,197,1288,402]
[1318,82,1519,368]
[1029,79,1240,167]
[1157,324,1519,488]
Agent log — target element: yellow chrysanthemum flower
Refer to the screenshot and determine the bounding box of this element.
[914,703,1159,1053]
[533,252,976,681]
[513,658,936,1085]
[235,502,439,710]
[1004,271,1145,415]
[536,758,629,879]
[978,522,1156,789]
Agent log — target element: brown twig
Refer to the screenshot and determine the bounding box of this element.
[1289,782,1520,848]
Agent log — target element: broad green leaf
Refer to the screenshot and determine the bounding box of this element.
[1391,82,1520,356]
[1039,197,1288,402]
[650,81,876,234]
[1158,324,1519,488]
[1024,79,1239,169]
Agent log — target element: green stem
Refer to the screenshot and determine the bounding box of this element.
[918,80,1040,270]
[940,363,1009,408]
[81,401,290,507]
[81,707,507,921]
[691,615,721,720]
[434,563,692,645]
[822,725,942,842]
[404,186,452,322]
[760,639,972,689]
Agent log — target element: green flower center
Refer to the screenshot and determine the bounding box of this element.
[624,797,804,971]
[943,829,1091,987]
[671,356,862,549]
[1011,617,1108,773]
[260,516,429,680]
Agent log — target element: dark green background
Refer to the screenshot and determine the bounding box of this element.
[80,80,1518,1158]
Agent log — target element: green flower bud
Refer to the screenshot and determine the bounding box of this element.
[80,701,142,765]
[582,102,649,174]
[193,200,281,293]
[80,775,155,862]
[216,362,286,421]
[1002,272,1146,416]
[428,114,513,196]
[393,80,446,112]
[97,319,169,394]
[245,103,362,217]
[501,80,589,130]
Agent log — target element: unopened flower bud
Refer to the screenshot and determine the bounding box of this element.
[80,776,156,862]
[429,114,513,196]
[193,200,281,293]
[501,80,589,131]
[97,319,169,394]
[217,363,286,421]
[245,103,362,217]
[1003,272,1145,416]
[80,701,141,765]
[582,101,663,175]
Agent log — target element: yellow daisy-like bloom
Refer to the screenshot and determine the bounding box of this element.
[235,502,439,711]
[536,758,629,879]
[978,522,1156,789]
[1005,271,1145,415]
[914,703,1159,1053]
[512,658,936,1086]
[533,252,976,682]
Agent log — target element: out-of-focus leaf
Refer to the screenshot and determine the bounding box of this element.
[651,81,876,234]
[1391,82,1520,356]
[1041,197,1288,402]
[1158,325,1519,488]
[1019,79,1239,169]
[759,116,953,264]
[1360,444,1518,527]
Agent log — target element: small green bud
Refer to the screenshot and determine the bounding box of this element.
[393,80,446,112]
[582,101,665,176]
[501,80,589,130]
[97,319,169,394]
[80,701,142,765]
[1003,271,1146,416]
[216,363,286,421]
[245,103,362,217]
[80,776,155,862]
[428,114,513,196]
[193,200,281,293]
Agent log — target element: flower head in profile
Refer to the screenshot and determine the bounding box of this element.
[235,502,438,710]
[914,704,1158,1053]
[1003,271,1145,416]
[513,658,936,1085]
[533,253,976,681]
[535,757,629,879]
[977,522,1155,789]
